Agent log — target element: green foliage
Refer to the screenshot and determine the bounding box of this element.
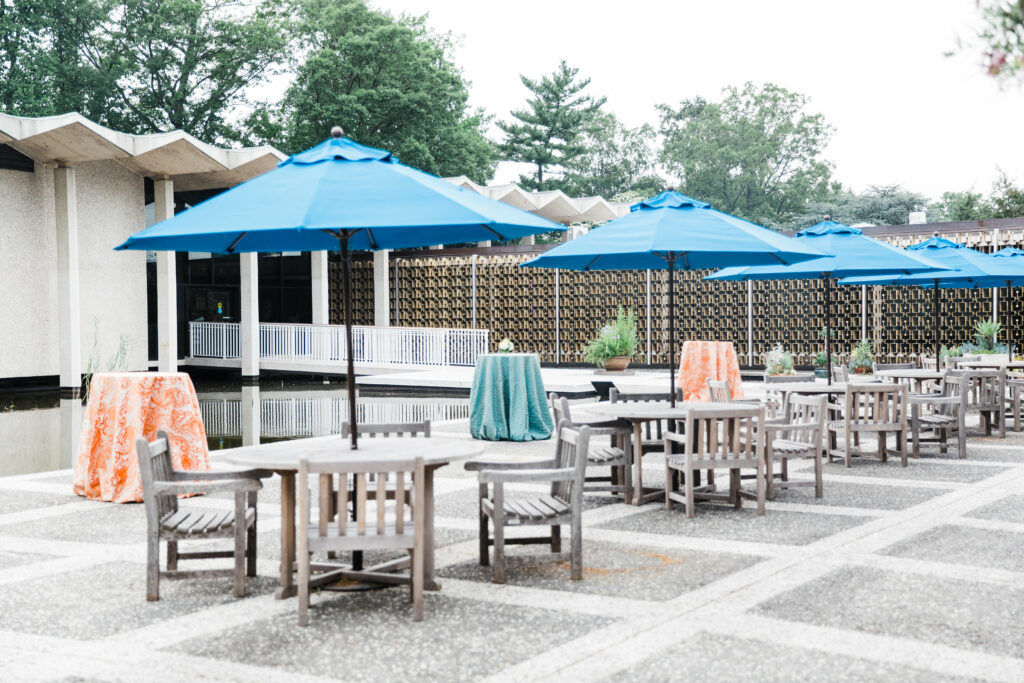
[848,338,874,372]
[939,344,962,361]
[0,0,288,144]
[658,82,834,229]
[276,0,496,181]
[813,351,839,368]
[498,60,606,191]
[974,318,1003,351]
[583,307,638,366]
[792,184,927,230]
[974,1,1024,83]
[928,190,994,222]
[990,170,1024,218]
[83,319,132,399]
[764,343,794,376]
[561,112,664,199]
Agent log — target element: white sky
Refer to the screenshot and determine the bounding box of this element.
[365,0,1024,201]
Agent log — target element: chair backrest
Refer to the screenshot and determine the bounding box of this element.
[299,454,425,543]
[932,374,969,417]
[549,392,571,424]
[706,379,732,402]
[609,388,678,442]
[832,365,849,383]
[551,420,591,503]
[945,354,981,370]
[873,362,916,373]
[962,369,1005,410]
[778,394,827,445]
[683,404,764,463]
[135,429,178,526]
[843,383,907,426]
[341,421,430,438]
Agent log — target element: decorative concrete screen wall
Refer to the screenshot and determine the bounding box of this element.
[328,226,1024,367]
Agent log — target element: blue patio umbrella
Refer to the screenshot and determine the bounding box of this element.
[117,128,564,448]
[707,221,945,383]
[521,191,827,405]
[838,236,1023,362]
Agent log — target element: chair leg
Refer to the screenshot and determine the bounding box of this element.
[730,470,741,509]
[765,447,775,500]
[844,429,852,468]
[478,483,489,566]
[899,428,907,467]
[411,548,424,621]
[756,458,766,516]
[550,525,561,553]
[166,540,178,571]
[246,491,257,578]
[492,488,506,584]
[233,494,246,598]
[684,466,695,519]
[664,462,673,510]
[813,448,823,498]
[570,517,582,581]
[147,532,160,602]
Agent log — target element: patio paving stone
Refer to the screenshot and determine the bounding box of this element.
[964,494,1024,525]
[882,524,1024,573]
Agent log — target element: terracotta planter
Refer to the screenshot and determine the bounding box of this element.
[602,356,631,372]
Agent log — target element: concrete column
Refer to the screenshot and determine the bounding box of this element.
[477,241,492,249]
[521,234,535,246]
[240,385,260,447]
[373,249,390,326]
[154,177,177,372]
[55,164,81,395]
[59,397,83,468]
[311,251,329,324]
[240,252,259,379]
[430,244,443,250]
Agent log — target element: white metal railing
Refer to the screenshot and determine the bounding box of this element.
[200,396,471,438]
[189,321,488,368]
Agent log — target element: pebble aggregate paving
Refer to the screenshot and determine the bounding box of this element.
[1,403,1023,681]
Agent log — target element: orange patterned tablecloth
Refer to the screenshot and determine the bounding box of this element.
[677,341,744,402]
[73,372,210,503]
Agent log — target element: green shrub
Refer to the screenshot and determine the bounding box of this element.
[584,306,638,366]
[765,343,794,376]
[973,318,1003,352]
[848,338,874,372]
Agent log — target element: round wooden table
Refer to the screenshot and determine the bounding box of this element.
[875,369,945,394]
[222,435,482,598]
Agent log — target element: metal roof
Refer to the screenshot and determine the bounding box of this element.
[444,176,631,225]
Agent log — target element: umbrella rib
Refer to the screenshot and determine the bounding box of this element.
[582,255,601,271]
[365,228,378,249]
[482,224,506,240]
[226,232,247,253]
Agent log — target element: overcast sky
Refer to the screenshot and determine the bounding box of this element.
[368,0,1024,201]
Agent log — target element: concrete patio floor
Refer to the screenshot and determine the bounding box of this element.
[2,404,1024,681]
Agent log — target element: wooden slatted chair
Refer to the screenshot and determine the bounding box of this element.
[764,394,827,499]
[707,378,779,420]
[833,365,849,383]
[1005,375,1024,432]
[763,372,812,416]
[136,430,262,601]
[608,388,680,453]
[664,404,767,518]
[297,454,426,625]
[549,394,631,500]
[469,420,590,583]
[969,370,1007,438]
[827,384,909,468]
[873,362,916,373]
[909,374,968,459]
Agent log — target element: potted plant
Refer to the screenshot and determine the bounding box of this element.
[959,319,1009,360]
[584,306,638,371]
[848,338,874,374]
[812,351,839,378]
[764,343,795,376]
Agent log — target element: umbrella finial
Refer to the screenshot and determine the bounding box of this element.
[331,126,344,138]
[823,214,831,221]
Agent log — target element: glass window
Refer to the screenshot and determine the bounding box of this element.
[212,254,239,284]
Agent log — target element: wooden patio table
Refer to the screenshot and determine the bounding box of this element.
[961,360,1024,371]
[875,369,945,395]
[581,401,738,505]
[222,435,481,599]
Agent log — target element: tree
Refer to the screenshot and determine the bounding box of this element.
[974,1,1024,83]
[498,60,606,191]
[561,112,663,200]
[0,0,289,144]
[791,185,928,229]
[927,190,994,222]
[658,82,834,229]
[273,0,496,182]
[991,170,1024,217]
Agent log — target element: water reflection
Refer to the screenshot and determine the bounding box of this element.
[198,388,470,448]
[0,397,82,477]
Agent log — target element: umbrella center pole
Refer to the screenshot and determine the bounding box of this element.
[934,281,940,368]
[340,234,359,450]
[666,254,678,407]
[824,274,832,386]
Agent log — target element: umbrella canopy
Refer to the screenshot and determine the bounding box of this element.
[836,236,1022,363]
[521,191,827,404]
[520,191,826,272]
[117,134,562,253]
[117,129,564,448]
[706,221,946,383]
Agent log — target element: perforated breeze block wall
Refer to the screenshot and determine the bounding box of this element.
[329,229,1024,366]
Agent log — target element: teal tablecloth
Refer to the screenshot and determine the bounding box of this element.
[470,353,554,441]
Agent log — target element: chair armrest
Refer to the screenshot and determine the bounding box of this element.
[153,478,262,495]
[171,468,266,481]
[909,396,962,406]
[464,458,555,472]
[478,467,575,484]
[663,431,687,445]
[766,422,820,433]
